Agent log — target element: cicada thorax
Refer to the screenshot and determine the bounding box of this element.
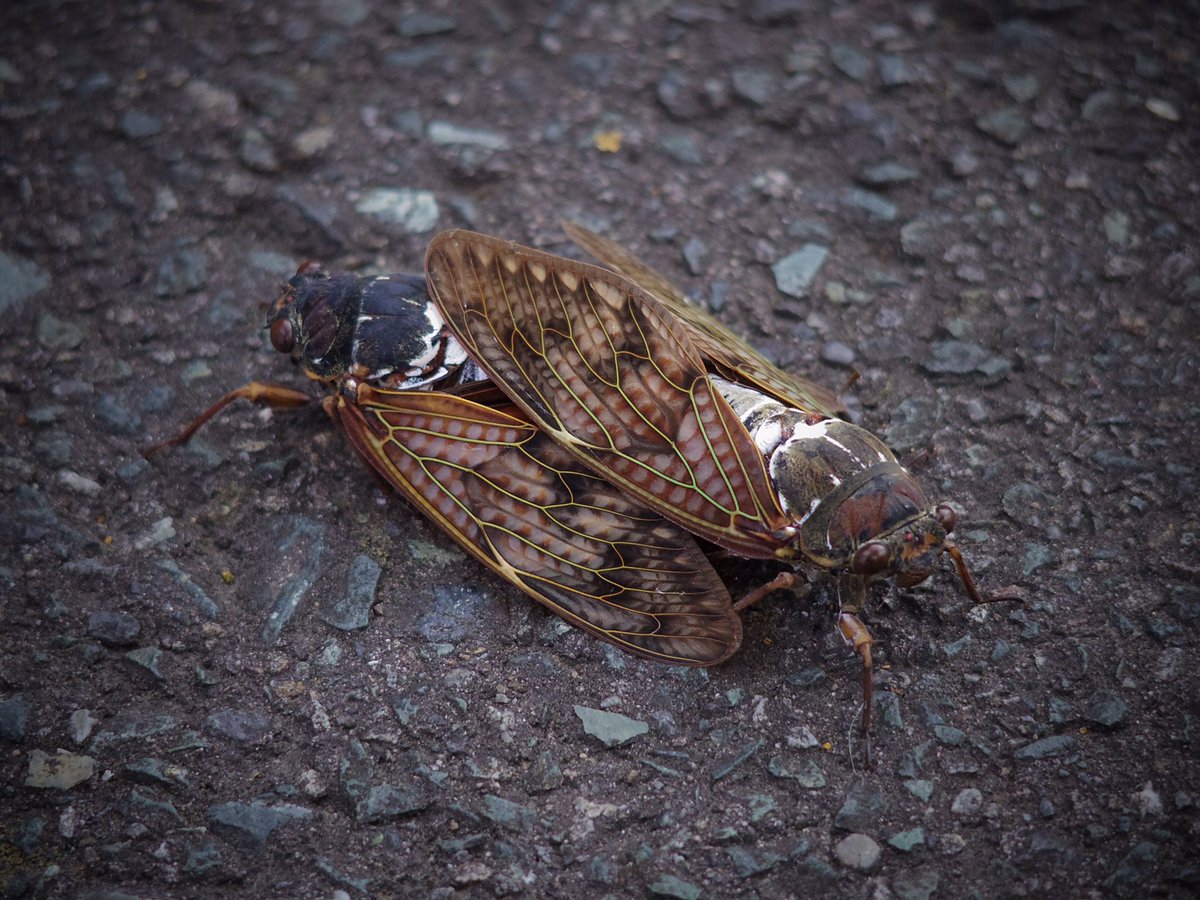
[712,377,950,589]
[267,268,484,390]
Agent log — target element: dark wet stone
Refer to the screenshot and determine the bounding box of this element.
[951,148,981,177]
[339,739,372,804]
[726,845,782,877]
[125,646,165,680]
[317,0,368,27]
[883,397,937,453]
[1002,482,1053,524]
[943,633,972,657]
[321,554,381,630]
[682,236,708,276]
[830,45,871,81]
[87,610,141,647]
[1023,543,1054,576]
[976,106,1030,145]
[120,109,162,139]
[711,739,764,782]
[889,826,925,851]
[0,695,31,741]
[207,709,270,743]
[569,52,616,88]
[526,750,563,793]
[746,0,809,24]
[131,786,182,820]
[155,245,208,296]
[657,71,705,120]
[574,705,648,748]
[772,245,828,298]
[873,691,902,729]
[396,11,455,36]
[1015,734,1076,760]
[894,868,940,900]
[896,740,932,778]
[833,781,884,832]
[0,250,50,314]
[1083,689,1127,727]
[480,794,536,832]
[1004,73,1041,103]
[89,710,179,750]
[207,800,312,849]
[648,874,702,899]
[357,784,431,823]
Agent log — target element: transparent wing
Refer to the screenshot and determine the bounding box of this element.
[335,385,742,664]
[425,230,794,560]
[562,221,845,417]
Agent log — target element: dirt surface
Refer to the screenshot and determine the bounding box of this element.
[2,0,1198,897]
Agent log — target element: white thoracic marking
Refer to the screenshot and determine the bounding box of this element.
[376,275,390,281]
[753,420,783,456]
[797,496,822,526]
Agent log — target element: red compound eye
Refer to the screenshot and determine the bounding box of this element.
[270,317,295,353]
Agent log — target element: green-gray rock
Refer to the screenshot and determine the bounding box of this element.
[574,705,648,747]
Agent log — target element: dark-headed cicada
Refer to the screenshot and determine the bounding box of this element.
[151,224,988,742]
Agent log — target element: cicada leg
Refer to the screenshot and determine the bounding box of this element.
[144,381,315,457]
[835,574,877,762]
[732,569,808,612]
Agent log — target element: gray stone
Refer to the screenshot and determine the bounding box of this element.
[155,245,208,296]
[261,516,327,645]
[36,314,84,351]
[772,245,828,298]
[397,11,455,36]
[207,709,270,743]
[766,754,826,788]
[731,68,776,106]
[1084,689,1128,727]
[207,801,312,849]
[904,779,933,802]
[356,784,430,822]
[88,610,141,647]
[121,109,162,139]
[574,705,648,747]
[951,787,984,816]
[660,133,703,165]
[726,845,782,877]
[480,794,536,831]
[711,739,764,781]
[889,826,925,851]
[526,750,563,793]
[1015,734,1076,760]
[156,559,220,619]
[899,214,954,260]
[934,724,967,746]
[648,874,702,899]
[321,554,381,630]
[427,121,510,150]
[240,127,279,172]
[976,106,1030,145]
[1103,841,1159,898]
[860,161,919,185]
[842,187,897,221]
[125,646,165,680]
[0,695,31,742]
[834,781,884,832]
[356,188,440,233]
[879,54,916,87]
[894,868,940,900]
[0,251,50,314]
[834,833,881,870]
[25,749,95,789]
[1002,482,1053,524]
[830,45,872,81]
[922,340,1009,377]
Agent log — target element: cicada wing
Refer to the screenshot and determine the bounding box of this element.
[562,221,845,418]
[425,230,793,560]
[335,385,742,665]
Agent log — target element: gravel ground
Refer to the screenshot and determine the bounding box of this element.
[1,0,1198,897]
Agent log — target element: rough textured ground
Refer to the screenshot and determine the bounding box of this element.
[1,0,1198,897]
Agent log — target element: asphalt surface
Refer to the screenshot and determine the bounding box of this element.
[1,1,1198,897]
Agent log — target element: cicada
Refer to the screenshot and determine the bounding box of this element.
[151,223,986,740]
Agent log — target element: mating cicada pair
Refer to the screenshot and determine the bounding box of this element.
[152,223,986,742]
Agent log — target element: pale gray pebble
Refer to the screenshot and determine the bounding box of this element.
[648,874,701,899]
[155,244,208,296]
[574,705,648,748]
[240,127,279,172]
[830,44,872,81]
[772,245,828,298]
[834,833,881,870]
[859,161,919,186]
[36,314,84,351]
[120,109,162,139]
[396,11,455,36]
[951,787,984,816]
[0,250,50,314]
[682,236,708,276]
[976,106,1030,145]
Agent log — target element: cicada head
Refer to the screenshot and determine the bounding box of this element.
[267,265,459,388]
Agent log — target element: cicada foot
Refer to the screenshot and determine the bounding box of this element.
[838,610,876,765]
[143,381,315,458]
[733,569,809,612]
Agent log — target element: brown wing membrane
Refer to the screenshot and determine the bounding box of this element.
[334,385,742,665]
[562,221,845,417]
[425,230,794,560]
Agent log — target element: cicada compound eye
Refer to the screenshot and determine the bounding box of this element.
[935,504,958,535]
[851,541,892,578]
[269,317,295,353]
